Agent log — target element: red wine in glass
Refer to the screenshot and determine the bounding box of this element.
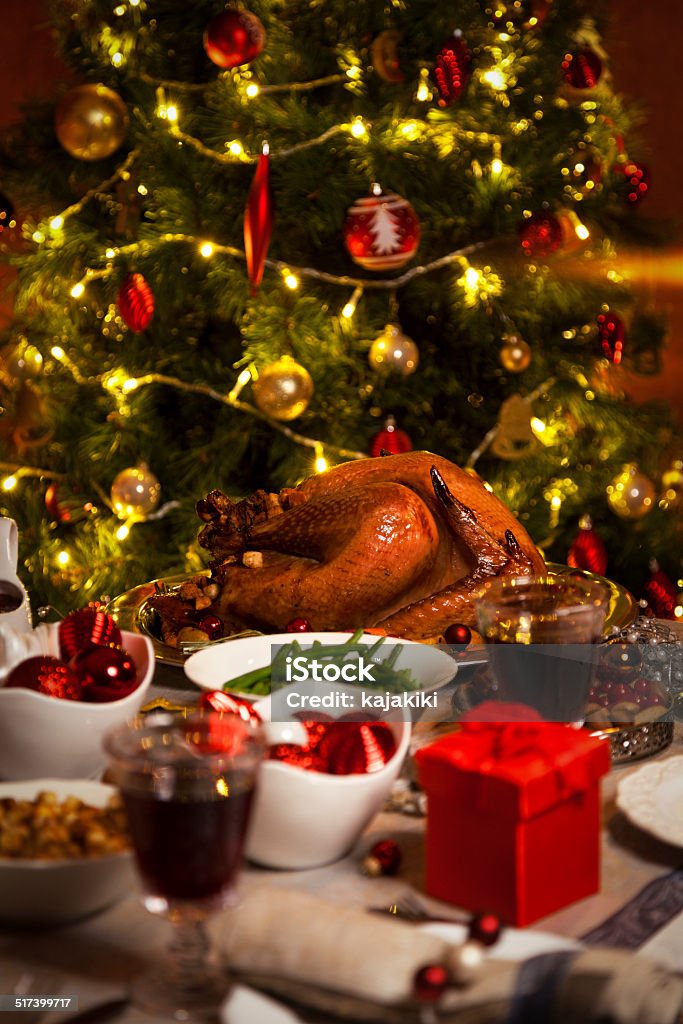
[123,780,254,905]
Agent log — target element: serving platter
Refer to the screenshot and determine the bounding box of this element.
[106,563,639,669]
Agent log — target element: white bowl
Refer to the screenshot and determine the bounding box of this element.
[184,633,451,870]
[0,631,154,781]
[184,631,457,700]
[0,778,136,925]
[246,696,411,870]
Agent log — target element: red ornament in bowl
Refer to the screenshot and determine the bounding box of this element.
[5,656,84,701]
[59,608,122,660]
[72,645,138,702]
[317,721,397,775]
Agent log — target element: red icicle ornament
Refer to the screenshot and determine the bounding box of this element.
[642,560,678,620]
[117,272,154,332]
[567,515,608,576]
[369,415,413,458]
[244,143,272,295]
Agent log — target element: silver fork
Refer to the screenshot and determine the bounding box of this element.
[370,890,469,925]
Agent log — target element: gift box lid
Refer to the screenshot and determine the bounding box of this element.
[415,721,611,821]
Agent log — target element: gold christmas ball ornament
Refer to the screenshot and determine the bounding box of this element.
[111,463,161,520]
[368,324,419,376]
[606,463,656,519]
[55,84,129,162]
[252,356,314,421]
[499,333,532,373]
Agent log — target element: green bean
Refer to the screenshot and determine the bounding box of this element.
[221,665,271,692]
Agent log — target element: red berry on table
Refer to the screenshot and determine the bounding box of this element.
[444,623,471,645]
[596,693,611,707]
[286,617,312,632]
[362,838,402,877]
[197,614,224,640]
[413,964,449,1003]
[634,678,650,693]
[468,911,502,947]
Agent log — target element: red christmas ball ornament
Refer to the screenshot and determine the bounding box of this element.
[597,311,626,365]
[203,8,265,69]
[433,32,472,107]
[198,689,262,723]
[518,211,563,259]
[468,911,502,947]
[117,272,154,332]
[369,415,412,458]
[642,561,678,620]
[5,656,84,701]
[72,644,138,702]
[362,838,402,876]
[562,47,603,89]
[317,721,397,775]
[59,608,122,660]
[567,515,608,576]
[343,187,420,272]
[615,159,650,206]
[45,482,71,523]
[286,617,312,632]
[197,614,224,640]
[444,623,472,646]
[414,964,449,1003]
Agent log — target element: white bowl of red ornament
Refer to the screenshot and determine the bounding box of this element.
[196,685,411,871]
[0,608,154,781]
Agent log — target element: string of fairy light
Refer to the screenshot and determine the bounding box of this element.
[7,6,645,573]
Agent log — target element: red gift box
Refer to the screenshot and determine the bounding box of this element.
[415,722,611,926]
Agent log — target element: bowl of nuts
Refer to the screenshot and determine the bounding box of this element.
[0,779,135,925]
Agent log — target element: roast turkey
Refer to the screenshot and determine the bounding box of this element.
[191,451,544,641]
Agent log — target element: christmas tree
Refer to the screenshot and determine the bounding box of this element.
[0,0,680,616]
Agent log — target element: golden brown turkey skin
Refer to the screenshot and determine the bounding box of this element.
[198,451,545,640]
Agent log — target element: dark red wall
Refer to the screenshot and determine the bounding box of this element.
[1,1,681,419]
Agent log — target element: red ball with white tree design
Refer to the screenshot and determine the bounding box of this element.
[343,187,420,272]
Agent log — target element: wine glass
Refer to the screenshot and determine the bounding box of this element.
[475,574,609,723]
[104,711,263,1021]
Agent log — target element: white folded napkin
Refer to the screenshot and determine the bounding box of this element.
[218,889,683,1023]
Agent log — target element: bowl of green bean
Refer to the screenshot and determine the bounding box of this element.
[183,630,457,704]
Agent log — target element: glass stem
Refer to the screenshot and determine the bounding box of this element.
[166,918,216,994]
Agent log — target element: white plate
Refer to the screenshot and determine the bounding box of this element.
[616,755,683,847]
[184,632,457,700]
[221,923,579,1024]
